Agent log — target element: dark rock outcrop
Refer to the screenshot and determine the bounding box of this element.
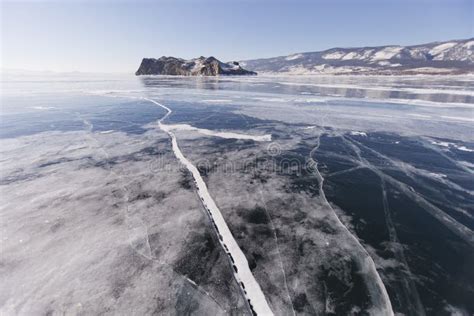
[135,56,257,76]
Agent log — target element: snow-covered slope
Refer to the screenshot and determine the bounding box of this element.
[240,38,474,75]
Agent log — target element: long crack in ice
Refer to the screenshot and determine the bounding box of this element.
[144,97,274,316]
[161,123,272,142]
[343,136,474,247]
[309,134,395,316]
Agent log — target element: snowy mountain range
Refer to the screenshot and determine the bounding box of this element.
[240,38,474,75]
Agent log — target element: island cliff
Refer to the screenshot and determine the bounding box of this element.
[135,56,257,76]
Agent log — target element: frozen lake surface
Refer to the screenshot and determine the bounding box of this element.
[1,74,473,315]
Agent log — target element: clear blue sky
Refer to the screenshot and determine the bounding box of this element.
[1,0,473,73]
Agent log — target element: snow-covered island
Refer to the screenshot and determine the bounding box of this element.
[135,56,257,76]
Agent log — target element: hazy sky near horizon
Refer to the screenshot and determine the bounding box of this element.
[1,0,473,73]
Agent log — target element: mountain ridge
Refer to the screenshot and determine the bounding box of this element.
[239,38,474,75]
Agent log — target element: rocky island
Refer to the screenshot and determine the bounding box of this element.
[135,56,257,76]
